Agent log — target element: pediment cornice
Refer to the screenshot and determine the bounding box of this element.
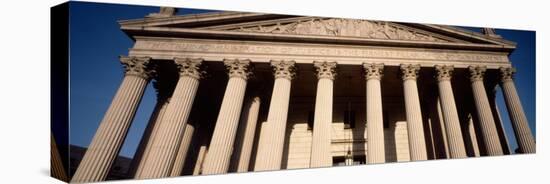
[119,12,516,52]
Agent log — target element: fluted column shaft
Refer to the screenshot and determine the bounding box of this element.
[136,58,203,179]
[193,145,208,175]
[467,115,481,157]
[310,61,337,168]
[231,97,261,172]
[130,92,170,177]
[51,134,68,182]
[364,63,385,164]
[490,93,512,154]
[170,124,195,176]
[253,122,269,171]
[202,59,251,174]
[255,60,295,171]
[72,56,152,183]
[436,99,451,158]
[499,67,536,153]
[468,66,503,155]
[132,97,169,177]
[400,64,428,161]
[435,65,467,158]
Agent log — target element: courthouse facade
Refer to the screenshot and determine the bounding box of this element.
[70,8,536,182]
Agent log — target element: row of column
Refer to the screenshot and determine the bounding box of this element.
[71,56,536,182]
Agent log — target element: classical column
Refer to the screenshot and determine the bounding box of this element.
[170,124,195,176]
[135,58,204,179]
[490,92,512,154]
[231,96,262,172]
[255,60,296,171]
[202,59,252,174]
[130,83,171,177]
[364,63,385,164]
[468,66,503,156]
[499,67,536,153]
[434,65,467,158]
[132,98,169,177]
[253,122,269,171]
[193,145,208,175]
[400,64,428,161]
[310,61,337,168]
[51,134,68,182]
[71,56,152,183]
[467,114,481,157]
[436,99,451,158]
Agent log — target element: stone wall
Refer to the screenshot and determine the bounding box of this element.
[280,104,411,169]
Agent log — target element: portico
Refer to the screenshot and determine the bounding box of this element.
[71,9,535,183]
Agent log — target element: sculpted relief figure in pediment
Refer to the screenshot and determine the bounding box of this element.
[230,18,449,42]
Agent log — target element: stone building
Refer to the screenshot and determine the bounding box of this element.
[70,8,536,183]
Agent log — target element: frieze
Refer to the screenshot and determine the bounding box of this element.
[133,39,509,63]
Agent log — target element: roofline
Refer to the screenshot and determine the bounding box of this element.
[121,26,516,52]
[118,11,517,53]
[119,12,295,28]
[410,24,516,47]
[118,11,242,25]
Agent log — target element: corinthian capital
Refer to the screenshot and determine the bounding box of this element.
[435,65,454,81]
[400,64,420,81]
[363,63,384,80]
[224,59,252,80]
[271,60,296,80]
[468,65,487,82]
[119,56,153,79]
[174,58,205,80]
[499,66,516,83]
[313,61,337,80]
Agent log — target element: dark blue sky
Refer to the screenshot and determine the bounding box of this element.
[69,1,536,158]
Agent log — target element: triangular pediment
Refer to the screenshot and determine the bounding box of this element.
[203,17,457,43]
[119,12,516,50]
